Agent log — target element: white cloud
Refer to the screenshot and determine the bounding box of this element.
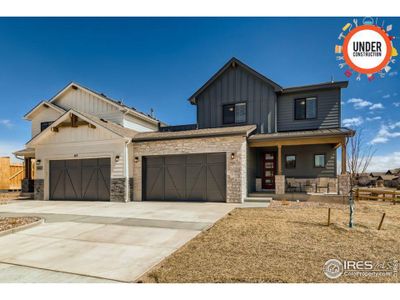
[347,98,372,109]
[366,116,381,121]
[393,92,398,96]
[343,117,363,127]
[369,103,384,110]
[382,94,391,99]
[0,119,13,128]
[371,123,400,144]
[389,71,398,77]
[367,152,400,172]
[393,102,400,107]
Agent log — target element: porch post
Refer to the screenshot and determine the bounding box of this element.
[277,144,282,175]
[341,139,346,175]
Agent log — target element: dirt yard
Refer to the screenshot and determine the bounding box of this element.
[140,201,400,283]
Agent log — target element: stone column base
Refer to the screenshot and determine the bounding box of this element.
[338,174,351,195]
[34,179,44,200]
[110,178,128,202]
[22,178,34,193]
[275,175,285,195]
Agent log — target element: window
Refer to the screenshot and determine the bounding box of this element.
[314,154,326,168]
[295,97,317,120]
[223,102,247,124]
[40,121,54,132]
[285,155,296,169]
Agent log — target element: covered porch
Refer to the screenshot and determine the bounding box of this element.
[13,148,36,193]
[247,128,354,196]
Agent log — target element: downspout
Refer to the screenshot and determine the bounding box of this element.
[125,138,132,202]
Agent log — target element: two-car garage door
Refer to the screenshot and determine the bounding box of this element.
[50,158,111,201]
[143,153,226,202]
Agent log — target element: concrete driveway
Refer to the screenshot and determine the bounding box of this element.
[0,201,236,282]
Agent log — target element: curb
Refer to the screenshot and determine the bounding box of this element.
[0,218,44,237]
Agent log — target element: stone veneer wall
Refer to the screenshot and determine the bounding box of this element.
[34,179,44,200]
[132,135,248,203]
[129,178,133,202]
[110,178,127,202]
[22,178,34,193]
[338,174,351,196]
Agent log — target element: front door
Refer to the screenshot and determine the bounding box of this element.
[262,152,275,189]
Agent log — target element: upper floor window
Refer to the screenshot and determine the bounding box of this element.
[40,121,54,132]
[295,97,317,120]
[223,102,247,125]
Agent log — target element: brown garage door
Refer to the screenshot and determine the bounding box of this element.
[143,153,226,202]
[50,158,110,201]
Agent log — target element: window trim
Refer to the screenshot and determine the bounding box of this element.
[222,101,248,125]
[285,154,296,169]
[40,121,54,132]
[313,153,326,168]
[294,97,318,121]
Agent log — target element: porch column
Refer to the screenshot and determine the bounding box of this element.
[24,158,31,179]
[277,144,282,175]
[341,139,346,175]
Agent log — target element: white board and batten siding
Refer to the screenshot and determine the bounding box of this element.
[34,125,130,201]
[53,88,124,125]
[31,108,64,137]
[123,114,157,132]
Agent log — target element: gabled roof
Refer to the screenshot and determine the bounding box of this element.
[26,109,137,146]
[386,168,400,175]
[369,172,385,177]
[24,101,66,120]
[48,82,161,125]
[377,175,399,181]
[188,57,283,104]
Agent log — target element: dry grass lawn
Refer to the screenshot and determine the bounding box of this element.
[140,201,400,283]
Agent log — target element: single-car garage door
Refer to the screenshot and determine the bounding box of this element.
[143,153,226,202]
[50,158,111,201]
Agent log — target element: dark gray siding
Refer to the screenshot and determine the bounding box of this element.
[281,145,337,178]
[277,88,341,131]
[196,65,277,133]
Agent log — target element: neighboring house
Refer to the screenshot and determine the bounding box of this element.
[386,168,400,176]
[15,58,354,203]
[15,83,160,202]
[376,175,400,188]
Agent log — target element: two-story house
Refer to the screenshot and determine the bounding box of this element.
[15,58,354,203]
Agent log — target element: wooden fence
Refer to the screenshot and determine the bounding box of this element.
[355,188,400,204]
[0,157,24,191]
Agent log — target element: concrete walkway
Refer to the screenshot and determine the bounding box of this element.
[0,201,236,282]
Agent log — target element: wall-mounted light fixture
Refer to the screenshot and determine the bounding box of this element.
[74,154,78,158]
[231,153,235,160]
[115,155,120,162]
[134,157,139,163]
[36,159,42,166]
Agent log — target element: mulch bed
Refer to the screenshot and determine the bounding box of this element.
[139,200,400,283]
[0,217,41,232]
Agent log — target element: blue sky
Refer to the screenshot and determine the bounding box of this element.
[0,17,399,170]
